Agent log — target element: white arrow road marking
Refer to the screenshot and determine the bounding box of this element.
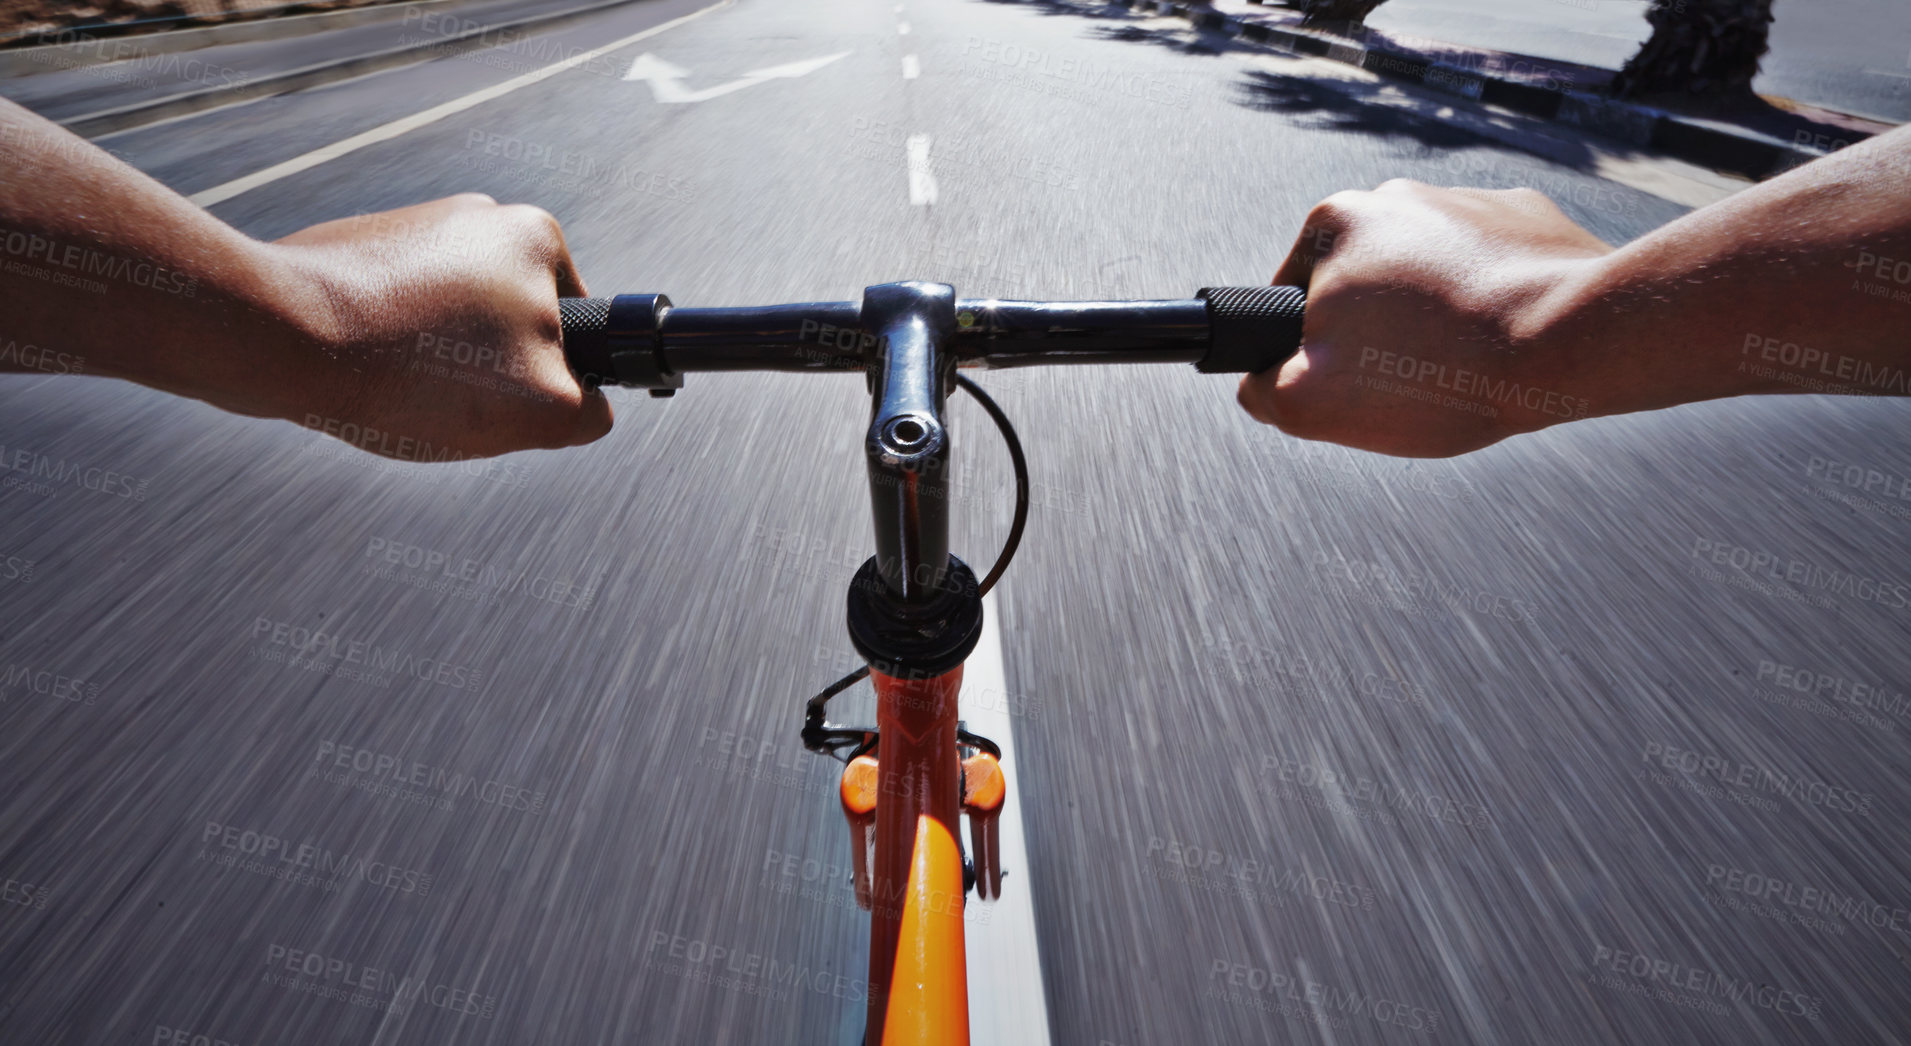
[901,54,919,79]
[905,133,936,205]
[622,50,849,103]
[188,0,731,206]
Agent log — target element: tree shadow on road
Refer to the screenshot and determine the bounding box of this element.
[972,0,1274,58]
[1231,68,1606,174]
[972,0,1262,55]
[1089,22,1237,57]
[970,0,1152,20]
[1232,69,1484,152]
[976,0,1607,173]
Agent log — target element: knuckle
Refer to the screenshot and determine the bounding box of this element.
[504,203,564,239]
[501,377,579,449]
[532,302,563,346]
[1301,195,1360,236]
[533,415,571,449]
[452,191,498,207]
[1272,407,1326,442]
[1310,191,1361,219]
[1242,374,1309,433]
[1237,380,1272,424]
[539,395,589,446]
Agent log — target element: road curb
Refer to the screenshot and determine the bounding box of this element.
[1125,0,1872,181]
[59,0,648,138]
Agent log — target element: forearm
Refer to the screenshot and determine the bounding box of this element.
[0,99,340,419]
[1540,124,1911,416]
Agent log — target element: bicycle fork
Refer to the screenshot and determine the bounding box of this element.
[838,666,1007,1045]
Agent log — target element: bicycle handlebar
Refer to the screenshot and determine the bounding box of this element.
[555,281,1303,611]
[556,285,1305,393]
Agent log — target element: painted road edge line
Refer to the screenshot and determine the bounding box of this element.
[188,0,732,207]
[962,591,1054,1045]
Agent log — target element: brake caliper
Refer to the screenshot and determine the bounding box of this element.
[960,751,1004,900]
[835,745,1008,904]
[839,753,880,911]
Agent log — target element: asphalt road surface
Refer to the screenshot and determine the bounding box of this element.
[1,0,1908,1043]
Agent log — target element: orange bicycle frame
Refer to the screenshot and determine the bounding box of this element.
[863,665,970,1046]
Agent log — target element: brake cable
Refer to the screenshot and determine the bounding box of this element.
[801,374,1029,762]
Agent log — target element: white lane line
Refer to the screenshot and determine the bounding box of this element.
[188,0,732,206]
[905,133,937,205]
[901,53,919,79]
[897,20,911,34]
[961,591,1053,1046]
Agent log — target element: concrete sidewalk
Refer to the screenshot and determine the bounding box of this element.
[1231,0,1902,135]
[1350,0,1911,125]
[1139,0,1891,180]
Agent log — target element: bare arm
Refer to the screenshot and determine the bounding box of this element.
[0,98,608,459]
[1240,124,1911,457]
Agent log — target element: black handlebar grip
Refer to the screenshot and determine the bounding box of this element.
[1195,285,1306,374]
[557,295,679,392]
[558,297,616,387]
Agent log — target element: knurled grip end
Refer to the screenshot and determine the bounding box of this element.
[1196,285,1307,375]
[558,297,615,387]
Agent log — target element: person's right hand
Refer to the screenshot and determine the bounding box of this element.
[270,192,611,460]
[1237,180,1615,458]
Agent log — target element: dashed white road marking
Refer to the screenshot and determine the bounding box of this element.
[187,0,732,206]
[901,54,920,79]
[905,133,937,205]
[897,20,911,34]
[961,592,1053,1045]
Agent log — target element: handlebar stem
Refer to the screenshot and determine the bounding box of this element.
[860,282,958,603]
